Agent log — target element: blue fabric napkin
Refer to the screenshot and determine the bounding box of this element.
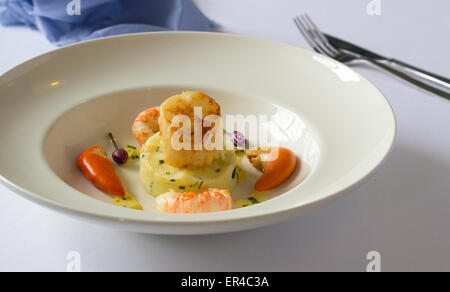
[0,0,213,46]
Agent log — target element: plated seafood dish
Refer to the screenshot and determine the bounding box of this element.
[0,31,396,234]
[77,91,298,214]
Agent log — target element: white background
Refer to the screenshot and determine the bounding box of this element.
[0,0,449,272]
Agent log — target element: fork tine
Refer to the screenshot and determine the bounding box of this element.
[295,15,334,57]
[299,14,336,58]
[303,14,340,56]
[293,16,325,55]
[294,16,322,54]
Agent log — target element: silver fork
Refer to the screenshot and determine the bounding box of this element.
[293,14,450,100]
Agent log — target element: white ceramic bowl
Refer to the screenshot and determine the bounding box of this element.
[0,32,395,234]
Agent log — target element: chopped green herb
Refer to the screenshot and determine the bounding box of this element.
[232,167,237,179]
[127,145,137,149]
[199,181,204,188]
[248,197,259,204]
[179,186,186,190]
[242,204,249,207]
[122,197,127,201]
[156,146,160,152]
[166,172,171,175]
[216,169,221,172]
[170,179,176,182]
[159,160,165,164]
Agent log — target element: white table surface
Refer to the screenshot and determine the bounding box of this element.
[0,0,449,272]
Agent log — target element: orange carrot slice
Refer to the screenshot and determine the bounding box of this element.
[77,146,126,197]
[254,147,297,191]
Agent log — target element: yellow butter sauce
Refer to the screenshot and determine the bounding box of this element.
[110,193,143,210]
[235,190,269,208]
[125,146,140,161]
[237,168,246,183]
[236,150,245,165]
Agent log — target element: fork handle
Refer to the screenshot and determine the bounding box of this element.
[383,59,450,90]
[363,58,450,100]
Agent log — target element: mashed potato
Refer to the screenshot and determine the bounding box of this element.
[140,133,239,197]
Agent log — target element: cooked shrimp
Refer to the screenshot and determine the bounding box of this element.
[132,106,160,145]
[159,91,222,168]
[156,189,232,213]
